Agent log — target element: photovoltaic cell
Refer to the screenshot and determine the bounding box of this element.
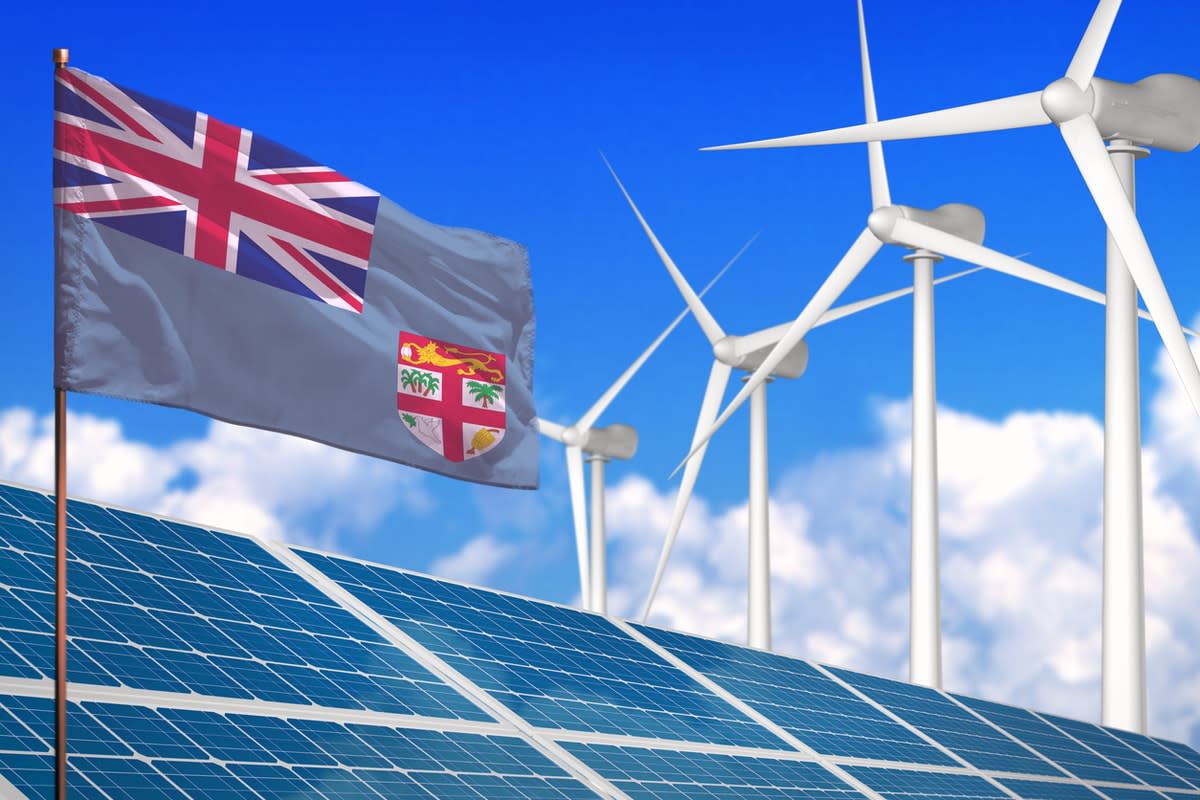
[299,548,786,749]
[955,695,1140,785]
[1096,788,1172,800]
[830,667,1063,776]
[844,765,1010,798]
[636,623,958,765]
[1042,714,1191,790]
[997,778,1105,799]
[563,741,868,799]
[0,693,602,799]
[1155,740,1200,779]
[1106,729,1200,789]
[0,484,489,722]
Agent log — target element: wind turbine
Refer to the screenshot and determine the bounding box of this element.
[536,236,752,614]
[657,0,1116,681]
[604,156,993,652]
[694,0,1200,732]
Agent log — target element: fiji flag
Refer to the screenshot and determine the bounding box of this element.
[54,67,539,488]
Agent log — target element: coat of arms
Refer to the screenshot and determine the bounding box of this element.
[398,332,506,461]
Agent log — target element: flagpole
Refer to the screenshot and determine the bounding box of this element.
[52,46,69,800]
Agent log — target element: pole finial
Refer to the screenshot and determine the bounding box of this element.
[52,48,69,68]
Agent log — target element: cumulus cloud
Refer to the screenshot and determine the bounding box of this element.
[0,407,427,548]
[429,533,517,585]
[603,337,1200,745]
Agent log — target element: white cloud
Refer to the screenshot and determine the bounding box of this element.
[428,533,517,585]
[0,407,427,548]
[603,349,1200,745]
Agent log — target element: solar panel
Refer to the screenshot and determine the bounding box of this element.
[0,483,489,721]
[297,548,789,749]
[955,695,1144,785]
[1040,714,1194,790]
[843,765,1011,798]
[0,691,610,799]
[1,479,1199,800]
[1096,788,1174,800]
[634,623,960,765]
[1105,728,1200,789]
[995,778,1106,799]
[563,741,869,799]
[829,666,1064,776]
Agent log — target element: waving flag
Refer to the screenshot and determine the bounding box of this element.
[55,69,379,313]
[54,67,538,488]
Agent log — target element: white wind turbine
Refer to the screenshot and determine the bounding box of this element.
[603,157,990,652]
[536,237,752,614]
[690,0,1200,732]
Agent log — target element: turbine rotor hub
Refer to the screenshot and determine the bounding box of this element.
[1041,77,1095,124]
[866,206,905,244]
[712,336,742,367]
[561,426,584,448]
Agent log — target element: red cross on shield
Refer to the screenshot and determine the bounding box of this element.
[397,332,507,462]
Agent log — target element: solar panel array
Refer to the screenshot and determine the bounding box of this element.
[0,479,1198,800]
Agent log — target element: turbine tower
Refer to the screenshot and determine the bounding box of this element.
[536,237,750,613]
[693,0,1200,733]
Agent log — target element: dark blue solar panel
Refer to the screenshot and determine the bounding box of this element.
[0,694,601,798]
[636,623,957,765]
[998,778,1105,798]
[0,486,489,721]
[1097,788,1172,800]
[956,695,1141,785]
[1042,715,1190,790]
[3,483,1196,800]
[0,754,53,800]
[831,667,1062,776]
[845,765,1009,798]
[299,549,785,748]
[1106,729,1200,790]
[1154,739,1200,782]
[564,741,867,799]
[2,699,120,762]
[0,485,55,523]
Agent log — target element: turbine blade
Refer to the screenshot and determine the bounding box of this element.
[1059,114,1200,417]
[702,91,1048,151]
[642,361,733,622]
[889,218,1116,306]
[814,266,983,328]
[1066,0,1122,89]
[876,225,1200,338]
[858,0,891,209]
[576,232,756,431]
[671,228,883,477]
[602,153,726,344]
[732,267,982,358]
[566,445,591,608]
[536,417,569,443]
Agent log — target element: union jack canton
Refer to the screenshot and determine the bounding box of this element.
[54,68,380,313]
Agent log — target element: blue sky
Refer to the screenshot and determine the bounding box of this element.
[5,0,1200,743]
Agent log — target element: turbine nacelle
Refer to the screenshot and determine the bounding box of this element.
[562,423,638,460]
[713,335,809,378]
[867,203,986,248]
[1041,74,1200,152]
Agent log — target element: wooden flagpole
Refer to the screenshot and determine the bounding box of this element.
[52,46,69,800]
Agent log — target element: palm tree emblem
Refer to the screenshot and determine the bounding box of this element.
[401,369,440,396]
[466,381,503,408]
